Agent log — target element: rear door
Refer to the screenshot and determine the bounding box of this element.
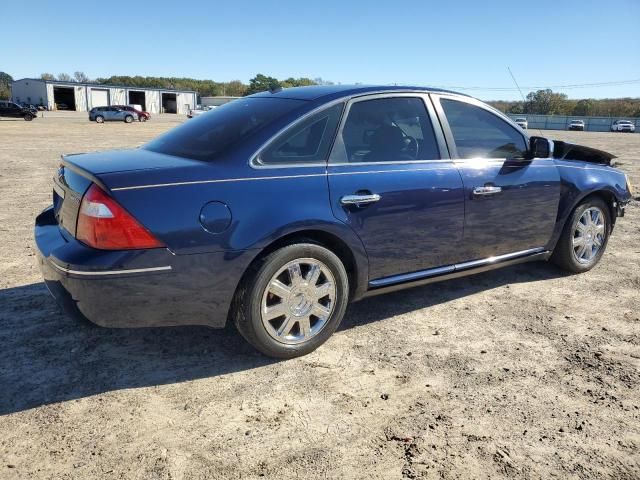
[432,94,561,261]
[327,94,465,281]
[106,107,119,121]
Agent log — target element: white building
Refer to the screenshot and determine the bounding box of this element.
[11,78,197,114]
[200,96,240,107]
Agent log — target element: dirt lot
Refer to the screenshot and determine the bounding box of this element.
[1,113,639,479]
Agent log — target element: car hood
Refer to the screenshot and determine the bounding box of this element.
[552,141,616,166]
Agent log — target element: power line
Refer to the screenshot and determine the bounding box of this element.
[428,78,640,92]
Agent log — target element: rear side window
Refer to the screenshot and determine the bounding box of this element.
[259,103,344,164]
[144,98,305,161]
[331,97,440,163]
[441,99,527,159]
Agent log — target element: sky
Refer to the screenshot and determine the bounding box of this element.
[2,0,639,101]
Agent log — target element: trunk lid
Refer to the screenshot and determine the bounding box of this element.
[63,148,204,174]
[53,148,209,237]
[52,162,93,237]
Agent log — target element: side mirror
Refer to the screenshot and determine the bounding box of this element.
[529,136,551,159]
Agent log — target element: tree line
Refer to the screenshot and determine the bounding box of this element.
[1,71,638,117]
[488,89,640,118]
[36,72,333,98]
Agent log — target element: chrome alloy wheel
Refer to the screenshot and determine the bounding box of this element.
[572,207,606,264]
[261,258,336,345]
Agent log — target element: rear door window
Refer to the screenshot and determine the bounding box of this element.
[330,97,440,163]
[259,103,344,165]
[440,99,527,159]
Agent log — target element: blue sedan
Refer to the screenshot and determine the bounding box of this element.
[35,85,633,358]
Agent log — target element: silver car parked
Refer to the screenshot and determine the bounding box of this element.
[89,106,138,123]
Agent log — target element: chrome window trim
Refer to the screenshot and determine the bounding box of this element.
[329,158,452,167]
[430,93,529,160]
[249,90,465,170]
[249,97,347,170]
[50,262,172,276]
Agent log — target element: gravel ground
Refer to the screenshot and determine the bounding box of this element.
[1,113,639,479]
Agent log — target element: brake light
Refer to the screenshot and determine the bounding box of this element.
[76,184,165,250]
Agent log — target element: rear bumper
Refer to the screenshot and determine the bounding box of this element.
[35,206,253,329]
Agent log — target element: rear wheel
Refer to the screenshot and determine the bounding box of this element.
[551,197,610,273]
[95,115,104,123]
[233,243,349,358]
[124,115,133,123]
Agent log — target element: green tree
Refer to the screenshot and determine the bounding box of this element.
[0,71,13,100]
[245,74,281,95]
[524,89,568,115]
[224,80,247,96]
[573,99,594,116]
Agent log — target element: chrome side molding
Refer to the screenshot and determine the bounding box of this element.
[50,262,172,276]
[367,247,548,294]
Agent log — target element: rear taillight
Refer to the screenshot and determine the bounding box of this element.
[76,184,165,250]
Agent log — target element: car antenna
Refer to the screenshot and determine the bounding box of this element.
[507,66,544,137]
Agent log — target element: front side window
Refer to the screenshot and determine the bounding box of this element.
[331,97,440,163]
[259,103,344,164]
[441,99,527,159]
[144,97,306,161]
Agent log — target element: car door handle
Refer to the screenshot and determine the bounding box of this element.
[472,186,502,196]
[340,193,381,206]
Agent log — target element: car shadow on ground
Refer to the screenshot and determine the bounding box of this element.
[0,262,566,416]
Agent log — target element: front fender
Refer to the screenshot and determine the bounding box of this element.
[546,160,630,251]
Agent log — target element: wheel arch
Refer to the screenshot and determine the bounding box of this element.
[230,227,369,320]
[548,187,620,252]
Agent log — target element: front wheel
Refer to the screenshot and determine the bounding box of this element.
[139,116,147,122]
[551,197,611,273]
[95,115,104,123]
[124,115,133,123]
[24,114,34,121]
[233,243,350,358]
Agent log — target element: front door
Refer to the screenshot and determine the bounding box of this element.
[433,95,561,261]
[327,94,465,282]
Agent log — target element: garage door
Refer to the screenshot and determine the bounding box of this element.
[90,89,109,108]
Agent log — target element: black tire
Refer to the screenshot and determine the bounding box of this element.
[233,243,349,358]
[95,115,104,123]
[24,114,33,121]
[551,197,611,273]
[139,116,147,122]
[124,115,133,123]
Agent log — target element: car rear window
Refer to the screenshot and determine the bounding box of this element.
[144,98,306,161]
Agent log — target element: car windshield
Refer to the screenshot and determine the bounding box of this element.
[144,97,305,161]
[515,118,526,122]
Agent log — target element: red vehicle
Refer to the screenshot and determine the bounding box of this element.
[113,105,151,122]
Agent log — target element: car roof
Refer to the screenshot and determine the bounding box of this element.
[251,84,469,101]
